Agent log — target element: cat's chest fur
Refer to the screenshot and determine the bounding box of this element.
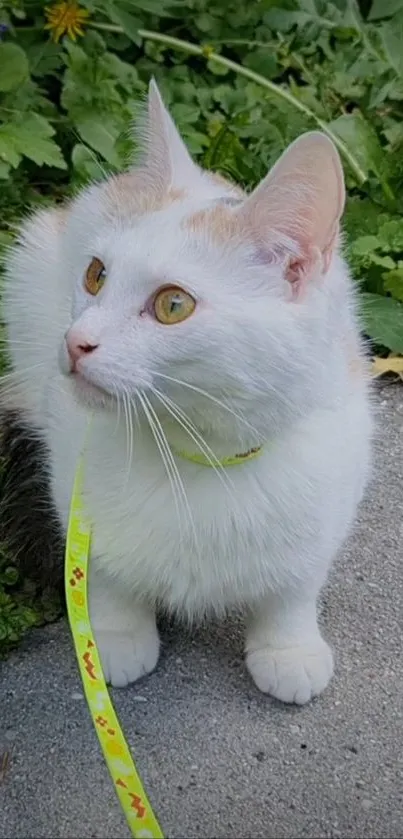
[47,381,369,618]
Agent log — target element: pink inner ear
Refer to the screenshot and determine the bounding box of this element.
[286,258,303,288]
[285,245,326,296]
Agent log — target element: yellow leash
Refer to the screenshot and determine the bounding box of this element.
[65,441,263,836]
[65,458,164,839]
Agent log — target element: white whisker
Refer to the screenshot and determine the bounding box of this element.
[122,389,131,474]
[111,385,121,436]
[151,370,261,441]
[131,392,141,434]
[136,390,185,547]
[0,339,53,350]
[125,386,134,478]
[0,364,45,384]
[151,387,237,501]
[139,390,201,555]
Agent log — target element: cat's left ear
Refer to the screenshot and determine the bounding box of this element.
[238,132,345,291]
[142,78,199,189]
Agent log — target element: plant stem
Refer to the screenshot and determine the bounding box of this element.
[88,22,367,184]
[87,21,124,34]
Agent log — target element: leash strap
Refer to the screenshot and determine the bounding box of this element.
[65,458,164,839]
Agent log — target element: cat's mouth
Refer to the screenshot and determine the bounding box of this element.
[70,371,113,408]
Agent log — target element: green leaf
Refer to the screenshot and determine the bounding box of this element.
[328,113,385,181]
[0,162,10,180]
[383,266,403,301]
[26,41,64,77]
[19,114,66,168]
[361,293,403,352]
[263,0,345,34]
[75,115,122,166]
[378,219,403,251]
[171,102,200,124]
[368,0,403,21]
[351,235,382,255]
[344,198,387,242]
[383,120,403,146]
[140,0,183,10]
[207,58,230,76]
[71,143,106,182]
[0,115,66,170]
[3,567,18,586]
[0,126,22,167]
[380,18,403,76]
[371,253,396,269]
[0,43,29,92]
[184,130,209,154]
[106,6,143,45]
[195,13,214,32]
[244,49,278,79]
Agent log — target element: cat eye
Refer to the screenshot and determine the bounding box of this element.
[85,257,106,296]
[153,286,196,325]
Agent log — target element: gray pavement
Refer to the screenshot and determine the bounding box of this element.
[1,383,402,839]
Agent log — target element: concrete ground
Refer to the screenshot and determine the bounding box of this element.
[1,384,402,839]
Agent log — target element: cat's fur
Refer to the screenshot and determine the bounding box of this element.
[1,81,372,703]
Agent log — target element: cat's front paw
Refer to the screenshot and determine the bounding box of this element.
[246,639,333,705]
[96,627,160,688]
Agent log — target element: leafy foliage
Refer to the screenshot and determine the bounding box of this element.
[0,0,403,648]
[0,548,62,657]
[0,0,402,346]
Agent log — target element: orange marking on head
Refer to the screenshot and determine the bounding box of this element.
[184,203,243,244]
[167,186,187,203]
[104,172,187,218]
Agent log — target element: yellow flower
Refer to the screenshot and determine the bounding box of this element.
[44,2,90,42]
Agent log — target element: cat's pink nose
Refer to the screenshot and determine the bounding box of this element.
[66,334,99,368]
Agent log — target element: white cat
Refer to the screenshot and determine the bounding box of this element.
[2,81,372,703]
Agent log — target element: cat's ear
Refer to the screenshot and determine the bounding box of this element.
[141,78,199,188]
[239,132,345,290]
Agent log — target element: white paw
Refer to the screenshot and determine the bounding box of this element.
[95,627,160,688]
[246,639,334,704]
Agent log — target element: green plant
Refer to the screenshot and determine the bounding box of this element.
[0,548,62,656]
[0,0,403,649]
[0,0,403,347]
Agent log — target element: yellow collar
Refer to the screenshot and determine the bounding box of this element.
[174,445,263,467]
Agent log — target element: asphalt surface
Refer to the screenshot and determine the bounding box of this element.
[1,383,402,839]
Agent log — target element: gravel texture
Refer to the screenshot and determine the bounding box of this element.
[1,383,402,839]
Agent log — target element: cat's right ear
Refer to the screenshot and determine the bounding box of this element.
[136,78,200,190]
[237,131,345,293]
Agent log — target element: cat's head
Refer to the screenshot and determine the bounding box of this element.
[60,80,345,446]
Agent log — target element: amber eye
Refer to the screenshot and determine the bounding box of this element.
[85,257,106,296]
[153,286,196,325]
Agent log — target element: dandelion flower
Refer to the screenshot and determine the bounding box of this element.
[44,2,90,42]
